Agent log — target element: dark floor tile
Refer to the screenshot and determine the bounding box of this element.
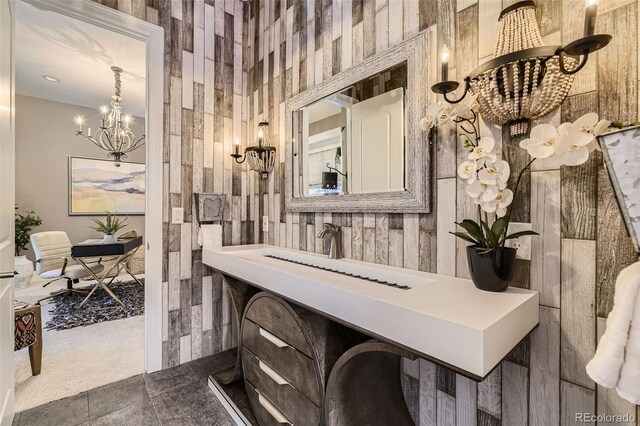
[88,375,148,419]
[187,348,237,384]
[11,412,20,425]
[151,380,235,426]
[143,363,197,398]
[90,399,160,426]
[18,392,89,426]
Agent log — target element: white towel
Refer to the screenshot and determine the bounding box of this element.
[586,261,640,404]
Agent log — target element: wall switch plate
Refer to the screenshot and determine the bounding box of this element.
[262,216,269,232]
[172,207,184,224]
[504,222,533,260]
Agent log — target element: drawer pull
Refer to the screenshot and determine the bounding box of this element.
[259,360,291,386]
[258,327,293,349]
[257,391,292,425]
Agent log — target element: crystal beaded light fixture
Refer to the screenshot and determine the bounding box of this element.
[74,66,145,165]
[432,0,611,136]
[231,121,276,179]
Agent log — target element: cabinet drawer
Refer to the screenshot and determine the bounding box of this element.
[242,319,321,406]
[245,380,293,426]
[245,295,312,357]
[243,347,320,425]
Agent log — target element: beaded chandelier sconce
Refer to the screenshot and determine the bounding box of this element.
[432,0,611,136]
[231,121,276,179]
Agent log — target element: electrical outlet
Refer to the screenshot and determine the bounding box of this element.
[172,207,184,224]
[262,215,269,232]
[504,222,533,260]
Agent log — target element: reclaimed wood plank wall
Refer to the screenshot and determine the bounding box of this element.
[98,0,640,422]
[245,0,640,424]
[94,0,253,368]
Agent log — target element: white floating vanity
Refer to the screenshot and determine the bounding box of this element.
[203,244,538,379]
[204,244,539,425]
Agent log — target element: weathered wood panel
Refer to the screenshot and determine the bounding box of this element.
[501,361,528,426]
[529,306,560,426]
[530,170,561,308]
[560,239,596,390]
[560,380,595,425]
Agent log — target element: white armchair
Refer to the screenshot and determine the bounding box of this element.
[30,231,104,303]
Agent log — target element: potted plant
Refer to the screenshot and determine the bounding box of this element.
[90,211,127,244]
[15,207,43,289]
[422,102,610,291]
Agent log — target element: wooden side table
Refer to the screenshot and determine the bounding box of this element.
[14,304,42,376]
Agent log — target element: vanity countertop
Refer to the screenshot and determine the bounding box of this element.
[203,244,538,379]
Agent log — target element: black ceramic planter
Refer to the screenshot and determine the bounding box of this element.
[466,246,517,292]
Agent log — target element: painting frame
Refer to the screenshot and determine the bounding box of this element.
[598,126,640,254]
[68,156,146,216]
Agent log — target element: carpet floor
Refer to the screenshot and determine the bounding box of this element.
[45,279,145,331]
[14,274,145,412]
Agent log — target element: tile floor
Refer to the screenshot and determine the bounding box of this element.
[13,350,239,426]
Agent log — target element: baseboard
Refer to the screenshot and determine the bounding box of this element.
[207,376,252,426]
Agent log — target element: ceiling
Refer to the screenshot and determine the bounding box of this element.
[306,99,343,123]
[15,0,146,117]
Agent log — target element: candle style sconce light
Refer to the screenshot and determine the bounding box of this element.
[231,121,276,179]
[431,0,611,136]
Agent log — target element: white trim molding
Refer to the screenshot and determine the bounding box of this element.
[24,0,165,373]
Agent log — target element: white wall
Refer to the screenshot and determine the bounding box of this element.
[15,95,145,262]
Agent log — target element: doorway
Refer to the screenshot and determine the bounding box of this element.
[0,0,163,422]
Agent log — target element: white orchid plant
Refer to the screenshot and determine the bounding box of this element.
[422,100,611,252]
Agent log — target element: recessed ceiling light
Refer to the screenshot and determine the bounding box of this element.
[42,75,59,82]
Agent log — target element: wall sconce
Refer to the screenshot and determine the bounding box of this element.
[231,121,276,179]
[431,0,611,136]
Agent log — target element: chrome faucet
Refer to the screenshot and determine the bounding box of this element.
[317,223,343,259]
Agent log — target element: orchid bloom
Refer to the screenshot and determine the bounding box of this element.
[478,159,510,188]
[457,160,477,183]
[468,137,497,162]
[554,128,595,166]
[519,124,563,159]
[466,180,499,203]
[420,103,443,131]
[493,189,514,217]
[570,112,611,152]
[420,103,454,131]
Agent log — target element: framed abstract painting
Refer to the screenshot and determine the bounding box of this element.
[68,156,145,215]
[598,126,640,253]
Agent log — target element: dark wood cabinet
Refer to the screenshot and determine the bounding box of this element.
[240,293,364,425]
[229,287,417,426]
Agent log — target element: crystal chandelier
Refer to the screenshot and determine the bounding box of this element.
[432,0,611,136]
[231,121,276,179]
[74,66,145,165]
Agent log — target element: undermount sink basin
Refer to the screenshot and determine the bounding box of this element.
[262,249,435,290]
[203,244,539,379]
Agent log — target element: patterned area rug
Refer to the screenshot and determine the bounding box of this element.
[45,279,145,331]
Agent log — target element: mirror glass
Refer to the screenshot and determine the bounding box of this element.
[297,62,407,197]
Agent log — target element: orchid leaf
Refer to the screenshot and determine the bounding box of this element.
[450,232,480,245]
[491,216,509,240]
[482,220,498,248]
[457,220,485,243]
[504,230,539,240]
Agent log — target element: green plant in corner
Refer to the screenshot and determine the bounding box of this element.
[15,207,43,256]
[89,211,128,236]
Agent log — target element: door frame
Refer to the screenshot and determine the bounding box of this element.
[23,0,164,372]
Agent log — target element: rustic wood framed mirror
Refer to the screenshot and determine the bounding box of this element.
[284,33,430,213]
